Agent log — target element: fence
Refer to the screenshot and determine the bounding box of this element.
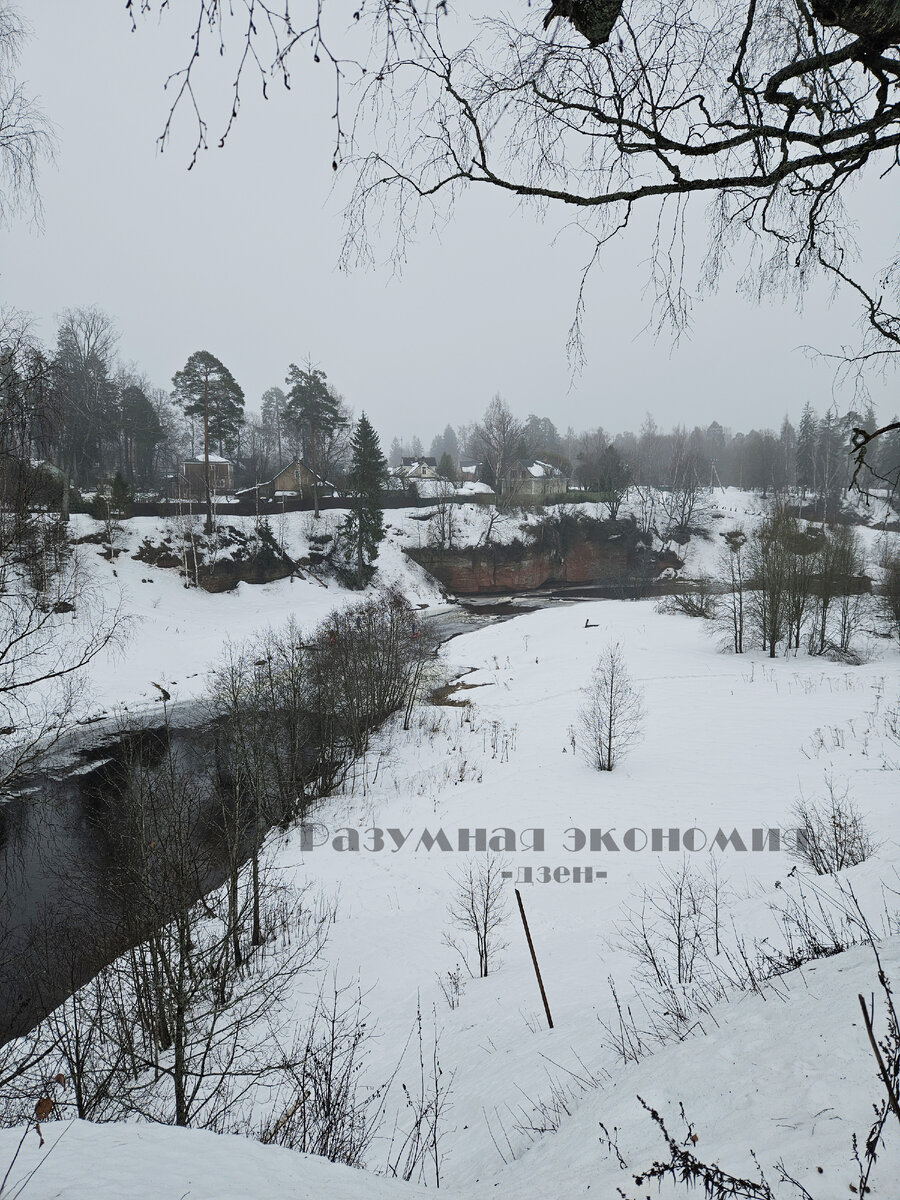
[128,490,503,519]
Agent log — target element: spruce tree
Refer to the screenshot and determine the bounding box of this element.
[596,444,630,518]
[109,471,134,518]
[121,385,164,485]
[337,413,389,587]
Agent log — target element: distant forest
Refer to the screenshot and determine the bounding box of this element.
[2,306,898,502]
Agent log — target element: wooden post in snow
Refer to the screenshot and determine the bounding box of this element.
[515,888,553,1030]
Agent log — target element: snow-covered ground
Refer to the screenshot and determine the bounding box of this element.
[5,938,900,1198]
[254,594,898,1189]
[4,489,900,1199]
[71,485,898,718]
[65,507,445,719]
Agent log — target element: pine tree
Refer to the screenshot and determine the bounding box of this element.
[172,352,245,453]
[337,413,389,587]
[284,361,342,518]
[172,350,245,529]
[442,424,459,464]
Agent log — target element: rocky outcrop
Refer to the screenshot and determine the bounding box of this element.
[407,517,682,595]
[133,522,300,592]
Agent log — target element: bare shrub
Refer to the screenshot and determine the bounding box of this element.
[809,524,866,657]
[759,881,863,975]
[385,1001,453,1188]
[884,695,900,761]
[576,642,644,771]
[658,574,718,619]
[207,586,437,827]
[427,481,459,551]
[443,855,509,978]
[599,858,783,1064]
[626,1098,788,1199]
[657,472,708,546]
[745,504,797,658]
[435,964,465,1011]
[789,776,879,876]
[0,547,126,793]
[625,940,900,1200]
[304,587,437,753]
[79,726,333,1131]
[40,964,127,1122]
[508,1056,601,1147]
[257,980,386,1167]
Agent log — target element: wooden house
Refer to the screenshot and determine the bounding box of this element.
[500,459,568,497]
[174,455,234,499]
[399,456,440,480]
[236,459,335,502]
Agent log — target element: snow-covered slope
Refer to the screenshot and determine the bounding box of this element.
[4,939,900,1199]
[0,1120,434,1199]
[4,490,898,1199]
[65,508,444,719]
[69,486,896,718]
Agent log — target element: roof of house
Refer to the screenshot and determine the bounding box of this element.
[237,461,333,495]
[522,459,565,479]
[182,453,232,465]
[28,459,65,478]
[271,458,313,475]
[401,456,437,467]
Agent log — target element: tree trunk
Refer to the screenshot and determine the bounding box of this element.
[311,424,320,519]
[229,869,242,977]
[810,0,900,44]
[173,945,188,1126]
[251,845,262,947]
[203,366,213,534]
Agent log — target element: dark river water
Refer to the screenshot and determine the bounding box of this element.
[0,718,222,1042]
[0,597,575,1043]
[0,578,687,1046]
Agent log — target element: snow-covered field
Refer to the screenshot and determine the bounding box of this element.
[4,490,900,1199]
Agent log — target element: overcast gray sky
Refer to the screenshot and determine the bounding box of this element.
[1,1,897,446]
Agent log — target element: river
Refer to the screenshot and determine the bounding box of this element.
[0,593,578,1044]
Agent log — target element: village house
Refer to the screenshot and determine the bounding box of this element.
[173,454,235,499]
[500,459,568,498]
[236,459,335,503]
[399,456,441,481]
